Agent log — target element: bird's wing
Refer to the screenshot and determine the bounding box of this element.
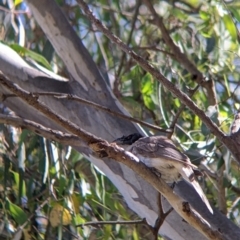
[131,136,198,168]
[179,166,213,214]
[131,136,213,213]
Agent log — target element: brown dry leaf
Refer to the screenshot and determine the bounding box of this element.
[71,193,80,214]
[49,204,72,227]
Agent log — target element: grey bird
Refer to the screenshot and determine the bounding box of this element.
[113,133,213,214]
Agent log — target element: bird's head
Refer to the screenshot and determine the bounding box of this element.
[113,133,143,145]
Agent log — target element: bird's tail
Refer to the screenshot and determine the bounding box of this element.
[190,180,213,214]
[180,167,213,214]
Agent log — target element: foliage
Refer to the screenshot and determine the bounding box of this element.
[0,0,240,239]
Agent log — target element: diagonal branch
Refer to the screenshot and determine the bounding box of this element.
[0,113,83,147]
[77,0,240,164]
[0,71,223,240]
[1,92,169,133]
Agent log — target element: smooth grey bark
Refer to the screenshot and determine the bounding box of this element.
[0,0,239,239]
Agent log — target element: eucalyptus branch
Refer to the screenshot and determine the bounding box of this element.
[0,71,223,240]
[76,0,240,164]
[1,92,169,133]
[0,113,83,147]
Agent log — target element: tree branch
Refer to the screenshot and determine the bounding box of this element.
[0,113,83,147]
[1,92,169,133]
[0,71,223,240]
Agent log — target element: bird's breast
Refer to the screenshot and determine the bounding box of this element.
[138,156,181,183]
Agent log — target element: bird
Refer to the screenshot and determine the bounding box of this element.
[113,133,213,214]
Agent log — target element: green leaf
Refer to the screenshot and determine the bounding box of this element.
[14,0,23,6]
[199,11,210,20]
[11,170,26,200]
[171,8,188,21]
[140,73,155,110]
[217,157,225,170]
[68,148,82,164]
[223,74,230,97]
[206,37,216,53]
[6,199,28,225]
[18,129,29,145]
[9,44,52,70]
[141,73,153,94]
[103,225,112,240]
[18,169,25,204]
[73,213,85,225]
[223,15,237,41]
[66,170,75,195]
[228,7,240,21]
[11,171,20,186]
[42,40,55,62]
[122,65,141,82]
[26,177,34,201]
[141,79,152,94]
[143,95,155,110]
[132,227,139,240]
[59,174,67,195]
[183,0,200,8]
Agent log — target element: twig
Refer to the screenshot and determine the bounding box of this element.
[227,197,240,219]
[91,3,134,17]
[1,92,169,133]
[200,163,240,197]
[16,198,50,231]
[229,184,240,195]
[217,165,227,214]
[0,71,223,240]
[169,85,199,131]
[116,0,141,77]
[76,218,147,228]
[151,193,173,239]
[0,6,29,15]
[133,45,175,58]
[114,0,141,97]
[199,163,217,180]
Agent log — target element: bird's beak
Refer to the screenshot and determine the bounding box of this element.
[112,137,123,144]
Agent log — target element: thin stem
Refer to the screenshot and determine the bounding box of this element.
[2,92,169,133]
[76,218,147,228]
